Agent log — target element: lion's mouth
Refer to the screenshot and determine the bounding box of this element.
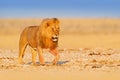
[52,35,58,42]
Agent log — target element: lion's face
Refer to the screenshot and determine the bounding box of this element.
[42,18,60,42]
[49,23,60,42]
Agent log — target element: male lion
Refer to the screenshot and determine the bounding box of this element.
[18,18,60,65]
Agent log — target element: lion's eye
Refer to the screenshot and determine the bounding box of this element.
[52,28,55,31]
[58,27,60,31]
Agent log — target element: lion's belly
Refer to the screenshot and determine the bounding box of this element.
[28,40,37,48]
[27,35,37,48]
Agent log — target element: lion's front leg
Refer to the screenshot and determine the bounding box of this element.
[37,46,45,65]
[49,48,60,65]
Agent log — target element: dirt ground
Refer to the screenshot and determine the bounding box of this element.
[0,48,120,80]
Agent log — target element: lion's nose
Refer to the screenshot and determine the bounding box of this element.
[52,35,58,42]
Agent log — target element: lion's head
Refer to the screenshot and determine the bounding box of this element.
[39,18,60,48]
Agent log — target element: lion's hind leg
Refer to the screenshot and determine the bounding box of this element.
[30,47,37,65]
[18,41,27,64]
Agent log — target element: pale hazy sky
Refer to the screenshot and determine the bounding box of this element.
[0,0,120,18]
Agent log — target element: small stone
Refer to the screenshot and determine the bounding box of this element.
[92,65,102,68]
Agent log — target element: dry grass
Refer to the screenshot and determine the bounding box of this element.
[0,34,19,49]
[60,18,120,34]
[0,18,120,49]
[1,34,120,49]
[0,18,120,34]
[59,34,120,49]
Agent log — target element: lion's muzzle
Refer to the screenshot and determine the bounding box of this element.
[52,35,59,42]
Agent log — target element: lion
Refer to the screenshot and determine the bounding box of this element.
[18,18,60,65]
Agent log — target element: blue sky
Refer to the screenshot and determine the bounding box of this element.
[0,0,120,18]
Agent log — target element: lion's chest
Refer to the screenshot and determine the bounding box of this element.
[40,38,58,49]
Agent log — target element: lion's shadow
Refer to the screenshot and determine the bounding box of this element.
[45,60,69,65]
[27,60,69,65]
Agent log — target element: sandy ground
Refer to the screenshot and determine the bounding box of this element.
[0,48,120,80]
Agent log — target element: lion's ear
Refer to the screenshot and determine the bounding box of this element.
[53,18,59,24]
[45,22,50,28]
[45,20,53,27]
[46,22,50,27]
[40,18,51,28]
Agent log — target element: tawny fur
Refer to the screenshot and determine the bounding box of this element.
[18,18,60,65]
